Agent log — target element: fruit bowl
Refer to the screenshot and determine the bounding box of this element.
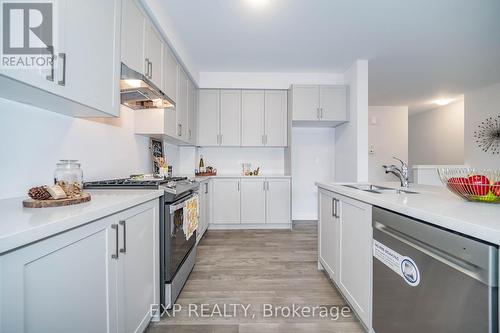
[438,168,500,203]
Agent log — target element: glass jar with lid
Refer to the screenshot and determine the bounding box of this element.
[54,160,83,196]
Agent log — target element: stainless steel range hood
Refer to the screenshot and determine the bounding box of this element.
[120,63,175,110]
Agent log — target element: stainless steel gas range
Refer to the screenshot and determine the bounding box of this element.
[84,176,200,309]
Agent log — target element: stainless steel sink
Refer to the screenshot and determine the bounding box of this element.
[342,184,418,194]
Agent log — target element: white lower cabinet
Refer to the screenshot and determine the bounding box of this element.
[197,180,210,243]
[318,189,339,281]
[241,178,266,224]
[211,178,291,228]
[0,200,160,333]
[265,178,291,224]
[318,190,372,330]
[212,178,241,224]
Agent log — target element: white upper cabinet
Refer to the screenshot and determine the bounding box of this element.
[198,90,220,146]
[144,24,163,88]
[59,0,121,116]
[265,178,291,224]
[242,90,265,146]
[220,90,242,146]
[290,84,348,125]
[240,178,266,224]
[320,85,347,121]
[187,79,197,144]
[176,67,188,140]
[198,89,287,147]
[121,0,145,74]
[265,90,288,147]
[291,85,320,121]
[163,46,177,102]
[0,0,121,117]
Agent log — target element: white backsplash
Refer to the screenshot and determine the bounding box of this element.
[194,147,286,175]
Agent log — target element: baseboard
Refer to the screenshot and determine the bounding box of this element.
[208,223,292,230]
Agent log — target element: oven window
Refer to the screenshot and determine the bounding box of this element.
[168,205,196,281]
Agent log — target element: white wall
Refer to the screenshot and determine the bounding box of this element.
[0,99,151,199]
[408,99,464,166]
[368,106,408,182]
[335,59,369,182]
[291,127,335,220]
[464,82,500,168]
[198,72,344,89]
[195,147,285,175]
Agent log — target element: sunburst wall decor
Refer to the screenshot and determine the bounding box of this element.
[474,115,500,154]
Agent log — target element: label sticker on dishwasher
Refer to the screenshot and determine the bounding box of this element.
[373,240,420,286]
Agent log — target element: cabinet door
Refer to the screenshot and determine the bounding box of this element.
[163,46,177,102]
[318,190,337,281]
[145,24,163,88]
[187,79,196,144]
[292,85,319,121]
[117,201,159,333]
[241,178,266,224]
[60,0,121,116]
[337,195,372,327]
[265,90,288,147]
[212,179,240,224]
[198,90,220,146]
[121,0,145,74]
[241,90,265,146]
[197,181,207,243]
[265,179,291,224]
[220,90,241,146]
[176,67,188,140]
[0,216,118,333]
[320,85,347,121]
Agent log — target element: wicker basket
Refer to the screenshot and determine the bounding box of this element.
[438,168,500,203]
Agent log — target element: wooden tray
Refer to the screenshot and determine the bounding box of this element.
[23,193,91,208]
[195,172,217,177]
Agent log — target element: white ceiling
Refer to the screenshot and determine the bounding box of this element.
[157,0,500,112]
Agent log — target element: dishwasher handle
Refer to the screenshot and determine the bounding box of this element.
[374,221,497,286]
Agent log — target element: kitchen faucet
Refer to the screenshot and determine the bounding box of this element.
[382,157,409,188]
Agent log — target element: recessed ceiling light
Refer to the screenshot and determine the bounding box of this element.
[433,98,455,106]
[246,0,271,8]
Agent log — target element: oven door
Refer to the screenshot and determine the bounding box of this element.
[164,192,197,282]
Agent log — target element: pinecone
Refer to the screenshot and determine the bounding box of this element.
[28,186,52,200]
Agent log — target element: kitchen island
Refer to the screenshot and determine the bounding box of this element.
[316,182,500,333]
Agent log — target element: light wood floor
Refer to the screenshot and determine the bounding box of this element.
[147,222,365,333]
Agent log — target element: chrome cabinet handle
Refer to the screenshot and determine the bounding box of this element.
[320,108,323,119]
[149,61,153,79]
[177,124,182,137]
[262,134,265,145]
[46,45,54,82]
[266,181,269,191]
[205,182,208,194]
[119,220,127,254]
[57,53,66,86]
[111,224,119,259]
[145,58,150,77]
[220,134,223,145]
[265,134,268,145]
[332,198,336,217]
[237,181,240,191]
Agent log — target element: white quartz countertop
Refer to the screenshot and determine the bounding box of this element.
[316,182,500,245]
[0,189,164,254]
[180,174,292,182]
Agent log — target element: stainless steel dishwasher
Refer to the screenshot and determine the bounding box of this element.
[372,207,498,333]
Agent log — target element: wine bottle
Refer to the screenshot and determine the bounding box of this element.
[199,155,205,173]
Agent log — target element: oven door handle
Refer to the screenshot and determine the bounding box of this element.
[169,193,198,214]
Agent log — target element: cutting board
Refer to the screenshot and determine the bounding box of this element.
[23,193,91,208]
